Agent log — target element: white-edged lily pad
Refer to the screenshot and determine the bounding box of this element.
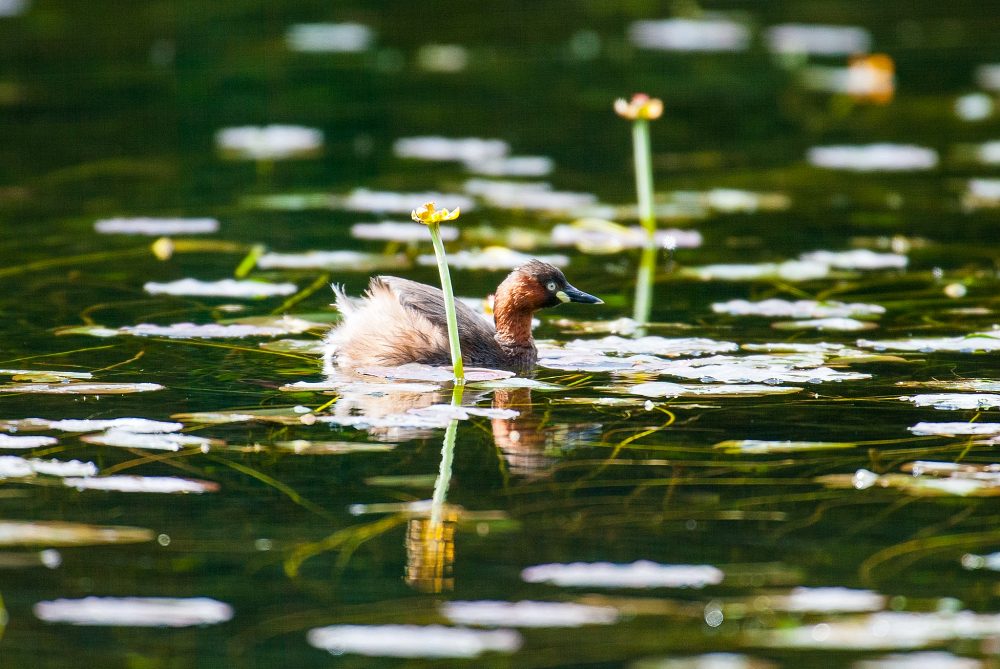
[766,23,871,55]
[627,383,803,398]
[94,217,219,236]
[0,456,97,478]
[468,155,553,177]
[394,136,509,163]
[0,369,92,379]
[216,124,322,160]
[564,336,739,358]
[633,654,778,669]
[799,250,907,270]
[551,221,701,254]
[256,249,409,271]
[440,600,619,628]
[259,338,325,354]
[902,394,1000,411]
[316,403,517,430]
[774,587,886,613]
[144,278,297,298]
[854,652,984,669]
[807,144,938,171]
[63,317,318,339]
[272,440,396,455]
[641,354,871,384]
[0,520,153,546]
[712,299,885,319]
[355,363,513,383]
[63,476,218,494]
[463,178,597,212]
[859,332,1000,354]
[172,406,318,426]
[306,624,522,658]
[467,377,564,391]
[909,422,1000,436]
[337,188,475,214]
[521,561,724,589]
[682,261,831,282]
[821,467,1000,497]
[417,247,569,271]
[81,429,218,452]
[0,382,163,394]
[285,22,373,53]
[629,18,750,52]
[281,379,442,394]
[772,318,877,332]
[350,221,458,242]
[714,439,855,454]
[757,611,1000,649]
[0,434,57,449]
[34,596,233,627]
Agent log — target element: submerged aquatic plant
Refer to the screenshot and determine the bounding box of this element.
[614,93,663,327]
[411,202,465,384]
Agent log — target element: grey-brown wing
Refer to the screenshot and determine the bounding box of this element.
[374,276,497,344]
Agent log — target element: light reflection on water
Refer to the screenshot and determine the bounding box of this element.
[2,0,1000,666]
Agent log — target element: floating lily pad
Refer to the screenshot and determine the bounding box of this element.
[81,429,218,452]
[629,18,750,52]
[0,455,97,478]
[807,144,938,171]
[820,467,1000,497]
[0,382,163,394]
[898,379,1000,392]
[521,561,724,589]
[712,299,885,319]
[62,317,319,339]
[551,220,701,254]
[280,379,442,394]
[901,394,1000,411]
[909,422,1000,436]
[350,221,458,242]
[63,476,218,494]
[144,278,297,298]
[682,261,831,282]
[257,250,410,271]
[0,520,153,546]
[854,652,984,669]
[468,155,553,177]
[286,22,373,53]
[355,363,513,383]
[633,653,778,669]
[417,247,569,271]
[772,587,886,613]
[467,377,564,391]
[259,338,325,354]
[641,354,871,384]
[306,624,521,658]
[34,596,233,627]
[799,249,907,270]
[394,136,509,163]
[757,611,1000,649]
[714,439,855,454]
[272,440,396,455]
[772,318,877,332]
[216,124,323,160]
[860,332,1000,353]
[316,403,517,430]
[364,474,439,488]
[627,383,802,398]
[0,418,181,433]
[94,217,219,236]
[440,600,619,628]
[766,23,871,55]
[564,336,739,358]
[463,178,597,212]
[172,406,317,426]
[0,369,92,379]
[0,434,58,449]
[336,188,475,214]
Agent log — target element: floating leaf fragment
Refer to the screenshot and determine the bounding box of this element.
[714,439,855,454]
[682,261,830,282]
[766,23,871,55]
[564,336,739,358]
[772,318,877,332]
[712,299,885,319]
[259,338,325,354]
[440,600,619,628]
[853,652,983,669]
[463,179,597,212]
[63,318,318,339]
[257,250,410,271]
[273,440,396,455]
[859,332,1000,354]
[355,363,513,383]
[81,429,218,452]
[901,394,1000,411]
[144,278,297,298]
[807,144,938,171]
[216,125,323,160]
[172,406,317,426]
[633,654,778,669]
[0,369,92,379]
[628,383,802,398]
[0,417,181,433]
[799,249,907,270]
[909,422,1000,436]
[34,596,233,627]
[774,587,886,613]
[281,379,442,394]
[394,136,509,163]
[0,520,153,547]
[336,188,475,214]
[0,434,57,449]
[0,382,163,394]
[306,624,521,658]
[417,247,569,271]
[94,217,219,236]
[521,561,724,589]
[63,476,218,494]
[629,18,750,52]
[286,22,373,53]
[551,221,701,254]
[350,221,458,242]
[0,455,97,478]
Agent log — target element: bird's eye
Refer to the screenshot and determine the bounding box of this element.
[546,281,557,292]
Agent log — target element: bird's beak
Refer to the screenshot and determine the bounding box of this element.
[557,284,603,305]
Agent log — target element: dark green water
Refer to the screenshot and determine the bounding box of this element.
[2,1,1000,667]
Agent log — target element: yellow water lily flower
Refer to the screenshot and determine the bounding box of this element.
[411,201,461,225]
[614,93,663,121]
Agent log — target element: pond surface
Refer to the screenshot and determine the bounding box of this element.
[2,1,1000,667]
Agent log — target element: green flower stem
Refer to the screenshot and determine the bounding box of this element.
[631,118,656,235]
[430,384,463,526]
[428,222,465,384]
[631,118,657,326]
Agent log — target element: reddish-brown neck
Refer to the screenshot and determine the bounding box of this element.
[492,276,540,347]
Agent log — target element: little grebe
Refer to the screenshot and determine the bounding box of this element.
[323,260,602,373]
